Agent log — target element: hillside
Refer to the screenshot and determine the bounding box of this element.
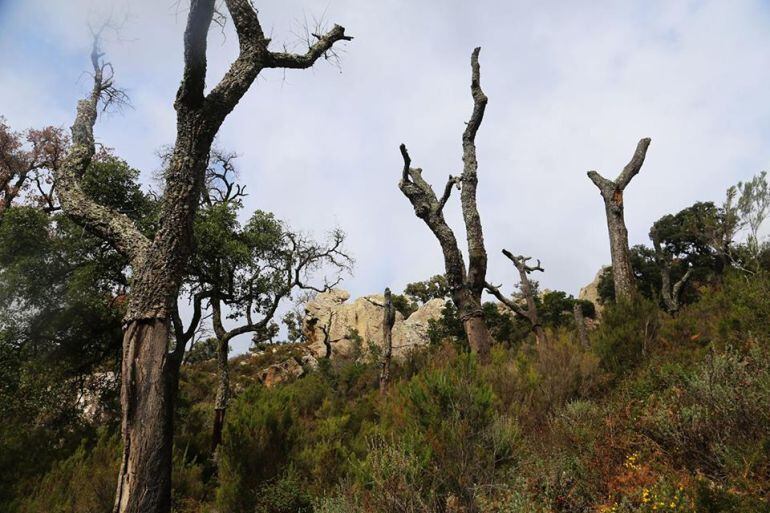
[5,271,770,513]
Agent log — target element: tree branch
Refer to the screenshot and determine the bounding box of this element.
[437,174,461,213]
[56,34,150,264]
[460,47,489,293]
[616,138,651,190]
[175,0,216,110]
[264,24,352,69]
[484,281,526,318]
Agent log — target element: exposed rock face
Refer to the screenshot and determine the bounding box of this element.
[579,267,607,312]
[303,289,445,360]
[257,357,306,388]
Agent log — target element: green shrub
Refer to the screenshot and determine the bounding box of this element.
[17,431,120,513]
[594,298,660,376]
[642,346,770,488]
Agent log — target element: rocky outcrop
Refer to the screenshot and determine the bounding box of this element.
[579,267,607,312]
[303,289,444,360]
[257,357,306,388]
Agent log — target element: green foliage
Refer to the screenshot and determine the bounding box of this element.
[643,346,770,484]
[391,293,417,318]
[404,274,449,304]
[594,297,660,375]
[0,157,154,511]
[16,431,120,513]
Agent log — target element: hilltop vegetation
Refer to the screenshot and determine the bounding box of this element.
[3,270,770,512]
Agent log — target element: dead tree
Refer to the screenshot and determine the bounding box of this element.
[573,302,590,349]
[485,250,546,345]
[650,228,693,314]
[587,138,651,301]
[380,288,396,394]
[398,48,493,360]
[54,4,351,512]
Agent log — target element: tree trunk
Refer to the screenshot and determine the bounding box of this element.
[573,303,589,349]
[604,200,635,301]
[456,291,492,361]
[379,288,396,394]
[588,138,651,303]
[211,334,230,453]
[113,318,178,513]
[398,49,494,360]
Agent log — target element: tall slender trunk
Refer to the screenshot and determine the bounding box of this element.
[211,333,230,452]
[379,288,396,394]
[113,318,179,513]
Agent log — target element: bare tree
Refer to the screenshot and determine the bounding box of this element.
[485,250,546,345]
[54,3,351,511]
[398,48,493,360]
[380,287,396,393]
[587,138,651,301]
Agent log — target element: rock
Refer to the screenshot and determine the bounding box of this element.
[258,357,305,388]
[302,289,445,360]
[392,298,445,355]
[579,266,607,312]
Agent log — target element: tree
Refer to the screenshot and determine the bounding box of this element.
[735,171,770,263]
[379,288,397,394]
[404,274,450,304]
[398,48,494,360]
[53,5,352,511]
[485,250,546,345]
[362,287,398,393]
[573,302,589,348]
[182,203,350,451]
[176,157,351,452]
[650,224,693,314]
[0,156,153,508]
[0,119,66,219]
[587,138,651,301]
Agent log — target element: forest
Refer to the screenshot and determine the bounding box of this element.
[2,1,770,513]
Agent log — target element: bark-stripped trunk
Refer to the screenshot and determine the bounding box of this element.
[379,288,396,394]
[573,303,589,349]
[485,251,546,345]
[113,318,179,513]
[398,48,493,361]
[588,138,651,302]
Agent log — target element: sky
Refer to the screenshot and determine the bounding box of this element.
[2,0,770,353]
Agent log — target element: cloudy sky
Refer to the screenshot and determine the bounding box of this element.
[2,0,770,352]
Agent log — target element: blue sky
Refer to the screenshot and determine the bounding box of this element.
[2,0,770,352]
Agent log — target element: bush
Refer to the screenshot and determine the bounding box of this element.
[594,298,660,376]
[642,346,770,488]
[17,431,120,513]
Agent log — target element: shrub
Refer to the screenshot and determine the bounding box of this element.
[594,298,660,376]
[642,346,770,488]
[17,431,120,513]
